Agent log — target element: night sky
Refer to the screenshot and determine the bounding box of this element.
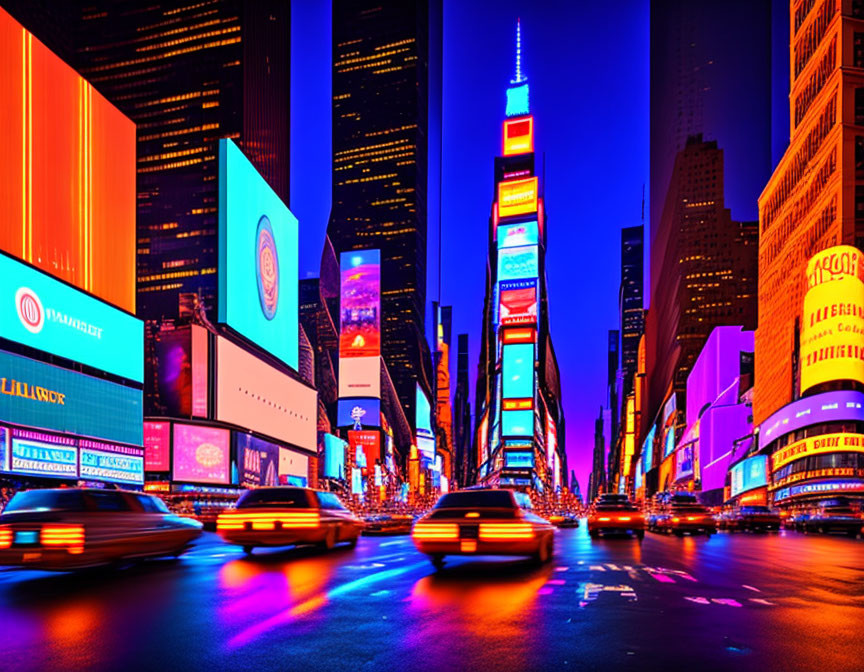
[290,0,650,493]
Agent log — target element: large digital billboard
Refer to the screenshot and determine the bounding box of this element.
[497,221,539,249]
[730,455,768,498]
[0,253,143,382]
[502,116,534,156]
[502,343,534,399]
[339,250,381,358]
[218,139,298,369]
[499,279,537,326]
[505,450,534,468]
[143,421,170,472]
[9,436,77,479]
[235,433,279,487]
[337,398,381,429]
[771,432,864,471]
[800,246,864,393]
[278,447,309,482]
[79,439,144,486]
[349,430,381,471]
[676,444,694,480]
[502,409,533,438]
[338,357,380,398]
[642,425,656,472]
[760,390,864,442]
[0,8,136,313]
[0,348,142,446]
[172,424,230,485]
[215,336,316,451]
[323,434,347,479]
[497,245,539,282]
[497,177,538,218]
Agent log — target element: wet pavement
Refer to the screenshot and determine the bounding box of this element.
[0,525,862,671]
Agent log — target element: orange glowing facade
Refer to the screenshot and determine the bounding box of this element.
[755,0,864,425]
[0,7,136,312]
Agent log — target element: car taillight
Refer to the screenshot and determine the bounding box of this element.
[41,525,85,554]
[412,523,458,540]
[479,523,534,540]
[598,516,611,522]
[0,527,11,549]
[217,512,320,530]
[672,517,680,523]
[686,516,700,521]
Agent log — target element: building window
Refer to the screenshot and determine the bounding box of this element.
[854,0,864,19]
[855,33,864,69]
[857,89,864,126]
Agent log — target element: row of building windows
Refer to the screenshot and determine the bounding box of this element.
[794,35,835,127]
[794,0,837,78]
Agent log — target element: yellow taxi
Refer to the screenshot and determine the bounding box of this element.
[411,488,555,570]
[587,493,645,540]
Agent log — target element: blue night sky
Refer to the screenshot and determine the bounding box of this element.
[290,0,650,492]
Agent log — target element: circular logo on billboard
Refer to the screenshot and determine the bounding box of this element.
[15,287,44,334]
[255,215,279,321]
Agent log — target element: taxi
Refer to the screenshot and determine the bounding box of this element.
[216,486,361,554]
[0,488,202,571]
[411,488,555,570]
[651,492,715,536]
[587,493,645,539]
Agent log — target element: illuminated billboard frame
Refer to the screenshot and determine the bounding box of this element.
[504,450,534,469]
[502,343,534,399]
[143,421,171,472]
[339,250,381,358]
[771,432,864,471]
[730,455,768,498]
[497,177,538,218]
[323,434,347,479]
[497,220,539,250]
[337,398,381,429]
[760,390,864,442]
[172,423,230,485]
[501,327,536,344]
[218,138,298,370]
[497,245,539,282]
[502,116,534,156]
[79,439,144,485]
[502,409,533,438]
[499,279,537,326]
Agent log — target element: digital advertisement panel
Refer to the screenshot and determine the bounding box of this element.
[191,324,209,418]
[499,279,538,326]
[323,434,347,479]
[143,421,170,472]
[157,328,192,417]
[497,245,539,282]
[215,336,316,451]
[0,253,143,382]
[278,447,309,481]
[497,177,538,218]
[502,116,534,156]
[337,398,381,429]
[235,433,279,487]
[760,390,864,442]
[416,385,434,438]
[0,8,136,313]
[730,455,768,498]
[349,430,381,471]
[217,138,298,370]
[79,439,144,485]
[172,424,230,485]
[676,444,694,479]
[502,409,534,437]
[0,348,143,446]
[339,250,381,358]
[338,357,380,398]
[642,425,656,472]
[800,246,864,393]
[0,426,7,471]
[497,220,539,249]
[771,432,864,471]
[9,436,77,479]
[505,450,534,468]
[502,343,534,399]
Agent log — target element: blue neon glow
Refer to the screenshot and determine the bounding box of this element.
[9,439,77,479]
[506,83,530,118]
[642,425,656,471]
[337,398,381,429]
[497,245,539,281]
[505,450,534,468]
[502,409,533,437]
[323,434,346,479]
[502,343,534,398]
[730,455,767,498]
[79,446,144,485]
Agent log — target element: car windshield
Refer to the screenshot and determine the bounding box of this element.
[236,488,310,509]
[434,491,514,509]
[3,490,88,513]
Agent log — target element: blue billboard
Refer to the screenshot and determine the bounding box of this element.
[730,455,768,498]
[0,349,143,446]
[323,434,347,479]
[663,426,676,458]
[337,398,381,429]
[218,139,298,370]
[502,343,534,399]
[642,425,656,472]
[505,450,534,468]
[497,245,539,282]
[497,221,539,249]
[79,443,144,485]
[416,384,434,439]
[502,409,533,437]
[0,253,143,382]
[235,433,280,487]
[10,438,78,479]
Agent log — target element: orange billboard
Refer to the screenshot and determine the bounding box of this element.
[497,177,538,218]
[0,7,136,313]
[502,116,534,156]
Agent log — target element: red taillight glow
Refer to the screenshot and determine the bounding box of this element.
[686,516,700,521]
[672,517,680,523]
[618,516,632,522]
[0,527,12,549]
[412,523,459,540]
[41,525,85,554]
[479,523,534,540]
[598,517,611,522]
[217,511,321,531]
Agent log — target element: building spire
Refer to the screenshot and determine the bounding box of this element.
[512,18,526,84]
[505,18,530,117]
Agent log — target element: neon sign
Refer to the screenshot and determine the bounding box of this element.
[497,177,538,218]
[771,432,864,471]
[503,116,534,156]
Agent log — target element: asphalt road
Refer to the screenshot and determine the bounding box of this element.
[0,525,862,672]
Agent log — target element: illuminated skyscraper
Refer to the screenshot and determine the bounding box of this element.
[327,0,442,446]
[453,333,473,488]
[619,225,644,395]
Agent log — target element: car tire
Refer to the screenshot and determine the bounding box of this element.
[347,535,359,549]
[430,554,445,570]
[533,536,553,564]
[322,527,337,551]
[243,546,254,555]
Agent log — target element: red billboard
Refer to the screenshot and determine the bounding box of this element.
[143,421,171,472]
[348,430,381,474]
[499,279,537,325]
[0,8,136,312]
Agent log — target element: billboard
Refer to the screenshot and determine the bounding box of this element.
[0,8,136,313]
[771,432,864,471]
[502,343,534,399]
[502,409,533,437]
[760,390,864,442]
[278,447,309,481]
[730,455,768,498]
[417,436,436,462]
[9,436,77,479]
[172,423,230,485]
[800,246,864,393]
[215,336,316,451]
[323,434,347,479]
[416,385,434,438]
[79,439,144,485]
[235,433,279,487]
[143,421,170,472]
[497,220,539,249]
[0,426,6,471]
[501,327,536,344]
[676,444,694,480]
[497,245,539,282]
[349,430,381,471]
[499,279,538,326]
[191,325,209,418]
[338,357,380,398]
[339,250,381,358]
[497,177,538,218]
[0,348,142,446]
[337,398,381,429]
[502,116,534,156]
[0,253,143,382]
[217,138,298,369]
[505,450,534,468]
[642,425,656,472]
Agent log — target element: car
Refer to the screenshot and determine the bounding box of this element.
[216,487,362,554]
[0,488,202,571]
[784,510,811,532]
[547,512,580,528]
[801,499,863,537]
[719,506,781,532]
[650,492,715,536]
[411,488,555,570]
[361,513,415,535]
[646,491,671,530]
[587,494,645,539]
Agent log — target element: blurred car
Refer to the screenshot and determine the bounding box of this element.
[801,499,863,537]
[784,510,811,532]
[411,489,555,569]
[587,494,645,539]
[646,491,671,530]
[650,492,715,536]
[719,506,781,532]
[361,513,415,535]
[216,487,361,554]
[0,488,202,571]
[547,512,580,528]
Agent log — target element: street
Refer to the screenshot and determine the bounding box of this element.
[0,527,861,672]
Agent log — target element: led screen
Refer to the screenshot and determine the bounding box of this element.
[337,398,381,429]
[79,439,144,485]
[218,139,298,369]
[760,390,864,442]
[157,329,192,416]
[499,279,537,326]
[323,434,347,479]
[278,447,309,480]
[502,343,534,399]
[505,450,534,468]
[771,432,864,471]
[730,455,768,498]
[0,253,143,382]
[663,426,676,458]
[0,348,142,446]
[0,8,136,312]
[497,220,539,249]
[349,430,381,470]
[191,324,209,418]
[235,433,279,487]
[417,436,436,462]
[416,385,434,438]
[642,425,656,472]
[9,437,77,479]
[502,409,534,438]
[502,116,534,156]
[0,426,7,471]
[172,424,230,485]
[340,250,381,358]
[676,444,694,479]
[497,245,539,282]
[338,357,380,398]
[215,336,316,451]
[143,421,170,472]
[497,177,538,218]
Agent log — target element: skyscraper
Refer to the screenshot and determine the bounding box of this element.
[328,0,442,439]
[453,333,472,488]
[619,225,644,395]
[590,406,605,501]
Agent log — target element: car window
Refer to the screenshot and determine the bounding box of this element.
[3,490,87,513]
[434,491,515,509]
[316,492,347,510]
[89,491,132,512]
[136,494,170,514]
[512,492,533,510]
[236,488,311,509]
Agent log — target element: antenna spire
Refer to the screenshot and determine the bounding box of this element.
[513,18,526,84]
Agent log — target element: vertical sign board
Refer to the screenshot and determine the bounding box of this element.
[339,250,381,398]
